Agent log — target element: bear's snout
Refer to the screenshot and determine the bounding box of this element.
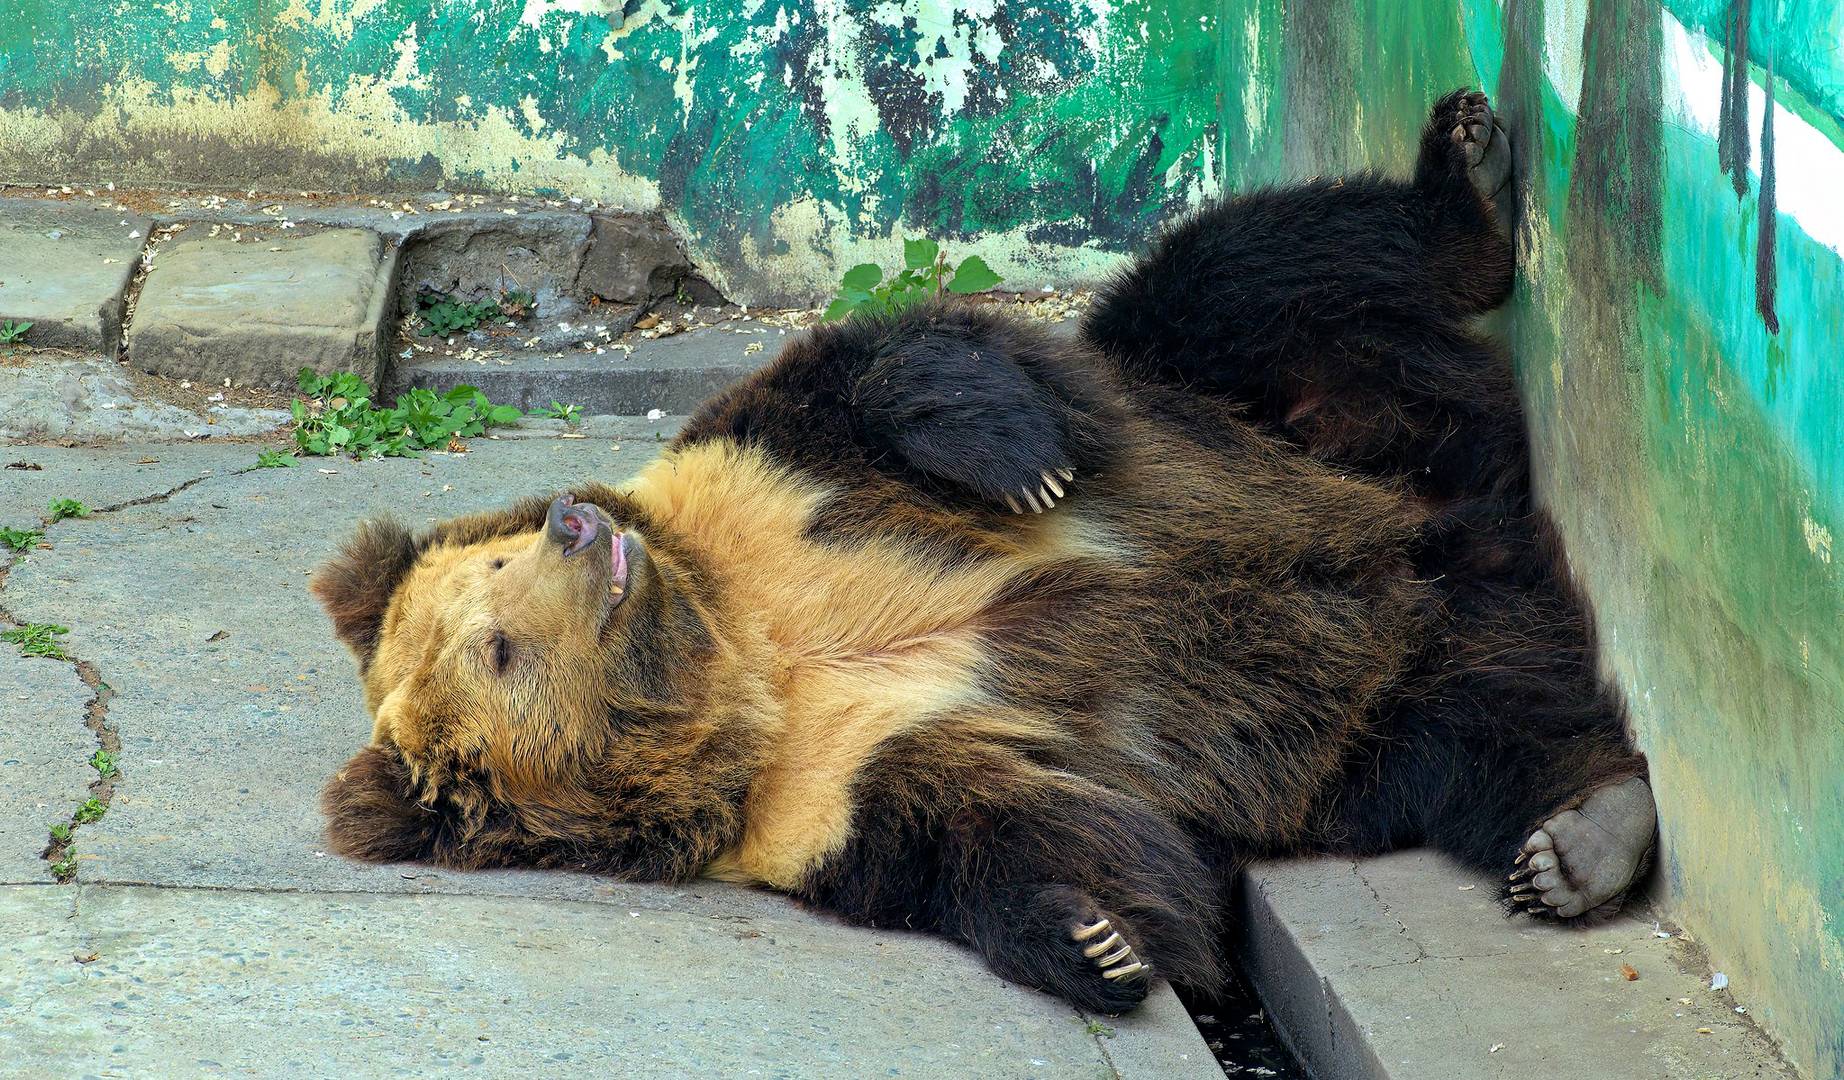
[548,493,610,558]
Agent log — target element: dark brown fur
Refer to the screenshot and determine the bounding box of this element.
[313,91,1646,1015]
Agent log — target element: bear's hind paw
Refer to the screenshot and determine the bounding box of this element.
[1507,776,1656,921]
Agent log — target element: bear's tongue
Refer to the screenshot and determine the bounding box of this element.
[610,533,628,597]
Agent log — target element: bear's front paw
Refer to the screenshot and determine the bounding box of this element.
[1072,914,1149,983]
[975,885,1153,1014]
[1002,467,1076,515]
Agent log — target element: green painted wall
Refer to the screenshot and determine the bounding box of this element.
[0,1,1224,303]
[1220,1,1842,1074]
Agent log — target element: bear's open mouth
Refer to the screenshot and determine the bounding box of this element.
[550,494,631,599]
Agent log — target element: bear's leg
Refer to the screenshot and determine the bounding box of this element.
[1335,696,1655,923]
[1328,545,1657,923]
[797,746,1223,1013]
[1083,88,1515,391]
[939,789,1225,1013]
[1081,90,1520,497]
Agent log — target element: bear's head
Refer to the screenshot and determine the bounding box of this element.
[310,483,774,879]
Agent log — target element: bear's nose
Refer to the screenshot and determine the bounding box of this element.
[546,493,603,557]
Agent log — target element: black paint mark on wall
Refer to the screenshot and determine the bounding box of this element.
[1756,40,1779,333]
[1717,0,1753,197]
[1715,0,1781,333]
[1570,0,1665,291]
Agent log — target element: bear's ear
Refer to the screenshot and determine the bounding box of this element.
[310,519,419,667]
[319,745,445,864]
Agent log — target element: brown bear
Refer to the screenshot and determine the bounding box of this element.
[313,90,1657,1014]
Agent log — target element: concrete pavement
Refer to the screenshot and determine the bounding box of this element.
[0,425,1215,1080]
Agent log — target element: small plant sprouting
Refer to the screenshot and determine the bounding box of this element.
[47,498,89,523]
[498,289,536,320]
[531,401,583,425]
[2,527,44,553]
[0,320,31,344]
[49,822,71,842]
[1084,1020,1115,1038]
[89,749,117,778]
[254,450,296,469]
[50,853,77,880]
[3,623,70,660]
[822,238,1003,322]
[418,293,502,337]
[73,798,107,825]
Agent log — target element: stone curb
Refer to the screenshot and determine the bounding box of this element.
[1236,852,1799,1080]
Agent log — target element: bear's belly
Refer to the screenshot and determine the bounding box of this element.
[706,639,990,889]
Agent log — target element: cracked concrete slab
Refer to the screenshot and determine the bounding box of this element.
[0,655,92,883]
[0,444,226,525]
[0,428,1216,1078]
[1240,851,1798,1080]
[0,199,147,353]
[0,883,1206,1079]
[127,228,397,389]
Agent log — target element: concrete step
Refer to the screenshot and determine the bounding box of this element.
[0,199,149,354]
[394,319,781,415]
[127,226,399,388]
[1238,851,1799,1080]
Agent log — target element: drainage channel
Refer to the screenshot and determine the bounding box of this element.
[1179,961,1306,1078]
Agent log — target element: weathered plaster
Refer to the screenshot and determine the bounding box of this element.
[0,0,1223,302]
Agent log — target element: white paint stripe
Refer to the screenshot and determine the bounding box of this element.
[1660,10,1844,255]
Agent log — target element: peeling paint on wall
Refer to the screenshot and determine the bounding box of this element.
[0,1,1223,303]
[1220,2,1844,1075]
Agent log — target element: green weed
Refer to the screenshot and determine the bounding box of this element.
[49,822,70,842]
[531,401,583,425]
[3,623,70,660]
[46,498,89,522]
[822,238,1002,322]
[1084,1021,1115,1038]
[292,369,522,458]
[50,853,76,880]
[73,798,106,825]
[0,320,31,344]
[89,749,117,778]
[418,288,536,337]
[253,450,296,469]
[1,527,44,552]
[498,290,536,319]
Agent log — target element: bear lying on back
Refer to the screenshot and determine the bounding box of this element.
[313,90,1655,1013]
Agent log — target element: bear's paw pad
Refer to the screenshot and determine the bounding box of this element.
[1446,91,1512,202]
[1509,776,1656,920]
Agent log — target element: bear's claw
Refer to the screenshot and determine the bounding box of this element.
[1006,468,1075,515]
[1073,918,1148,982]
